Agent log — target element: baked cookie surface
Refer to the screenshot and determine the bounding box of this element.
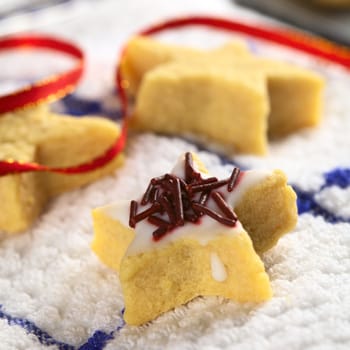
[92,152,297,325]
[0,105,124,233]
[120,36,250,95]
[121,233,271,325]
[121,37,324,154]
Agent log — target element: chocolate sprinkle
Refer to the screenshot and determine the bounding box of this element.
[150,187,159,202]
[129,152,240,241]
[192,203,236,226]
[158,196,176,225]
[173,178,184,225]
[185,152,195,182]
[185,152,201,182]
[129,200,138,228]
[190,179,229,193]
[151,175,166,185]
[228,167,240,192]
[153,225,168,241]
[199,191,210,206]
[134,203,161,224]
[141,182,154,205]
[211,191,238,220]
[148,215,171,228]
[184,211,199,223]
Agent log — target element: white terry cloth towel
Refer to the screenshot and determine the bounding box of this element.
[0,1,350,349]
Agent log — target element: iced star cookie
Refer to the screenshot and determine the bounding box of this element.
[92,152,297,325]
[121,37,324,154]
[0,105,123,233]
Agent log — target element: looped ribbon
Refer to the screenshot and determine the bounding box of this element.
[136,16,350,70]
[1,16,350,176]
[0,34,127,175]
[0,35,84,114]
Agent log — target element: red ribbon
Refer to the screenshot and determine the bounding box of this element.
[0,34,126,176]
[136,16,350,70]
[0,125,127,176]
[1,16,350,177]
[0,34,84,114]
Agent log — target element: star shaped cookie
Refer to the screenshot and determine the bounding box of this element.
[0,104,123,233]
[92,152,297,325]
[121,37,324,154]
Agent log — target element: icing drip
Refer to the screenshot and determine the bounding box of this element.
[210,252,227,282]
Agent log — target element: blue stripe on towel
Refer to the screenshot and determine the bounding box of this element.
[0,168,349,349]
[0,305,125,350]
[0,305,75,350]
[59,94,123,120]
[294,167,350,224]
[78,310,125,350]
[0,94,341,350]
[323,168,350,189]
[293,186,349,223]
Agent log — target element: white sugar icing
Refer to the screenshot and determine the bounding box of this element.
[210,252,227,282]
[100,153,271,256]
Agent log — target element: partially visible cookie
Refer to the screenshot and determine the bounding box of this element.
[0,105,124,233]
[120,36,250,95]
[121,37,324,154]
[133,61,269,154]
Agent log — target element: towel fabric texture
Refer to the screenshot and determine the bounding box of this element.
[0,0,349,349]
